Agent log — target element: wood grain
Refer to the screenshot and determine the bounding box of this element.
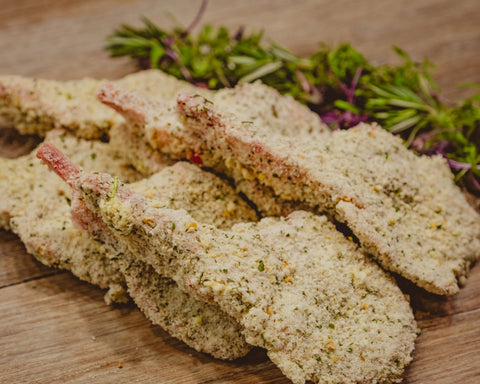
[0,1,479,383]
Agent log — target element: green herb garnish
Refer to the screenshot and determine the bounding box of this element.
[107,176,119,201]
[106,2,480,194]
[257,260,265,272]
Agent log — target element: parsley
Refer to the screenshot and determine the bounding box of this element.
[107,177,119,201]
[257,259,265,272]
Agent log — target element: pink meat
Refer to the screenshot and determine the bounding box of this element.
[36,143,81,188]
[97,83,148,125]
[36,143,112,232]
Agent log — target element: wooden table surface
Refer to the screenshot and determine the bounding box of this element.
[1,1,479,383]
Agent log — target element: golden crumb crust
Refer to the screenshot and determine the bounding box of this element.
[0,70,208,139]
[98,80,329,216]
[175,94,480,295]
[78,170,418,384]
[0,129,257,359]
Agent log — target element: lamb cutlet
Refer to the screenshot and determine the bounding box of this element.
[0,130,136,301]
[69,178,252,359]
[96,83,480,295]
[0,68,256,358]
[1,130,256,359]
[39,144,418,384]
[110,115,305,217]
[0,70,324,216]
[175,93,480,295]
[0,76,119,139]
[109,123,173,176]
[98,81,328,215]
[122,261,251,358]
[100,78,328,163]
[0,70,210,139]
[0,127,139,239]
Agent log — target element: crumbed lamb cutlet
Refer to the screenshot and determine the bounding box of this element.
[109,123,173,175]
[109,85,478,296]
[39,144,418,384]
[68,189,252,359]
[0,70,323,216]
[0,128,140,232]
[0,76,119,139]
[98,81,329,216]
[176,95,480,296]
[1,129,256,359]
[0,70,209,139]
[0,129,136,298]
[111,122,303,217]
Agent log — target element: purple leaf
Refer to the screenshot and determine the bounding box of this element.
[320,110,368,130]
[321,67,367,129]
[339,67,363,104]
[446,158,474,170]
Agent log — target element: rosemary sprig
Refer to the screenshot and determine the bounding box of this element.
[106,15,480,194]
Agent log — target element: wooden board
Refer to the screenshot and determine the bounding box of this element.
[0,1,479,383]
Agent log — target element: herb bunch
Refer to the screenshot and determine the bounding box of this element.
[106,12,480,194]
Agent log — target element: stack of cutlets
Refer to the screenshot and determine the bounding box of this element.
[0,129,255,359]
[172,94,480,295]
[1,70,479,384]
[95,81,479,295]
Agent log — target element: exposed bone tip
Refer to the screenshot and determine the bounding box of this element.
[36,143,81,188]
[96,82,118,102]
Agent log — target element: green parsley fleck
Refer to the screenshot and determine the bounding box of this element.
[107,177,119,201]
[257,259,265,272]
